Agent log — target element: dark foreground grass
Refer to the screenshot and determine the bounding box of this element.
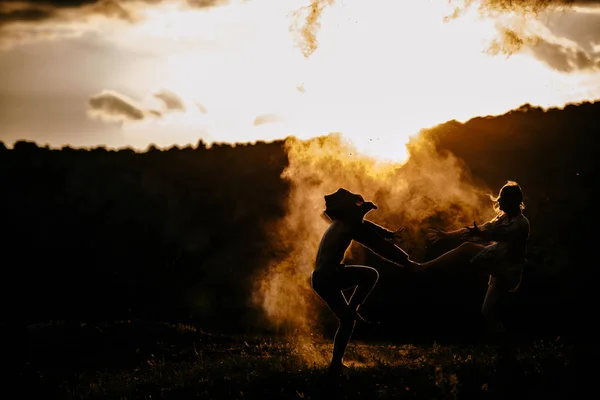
[15,321,573,399]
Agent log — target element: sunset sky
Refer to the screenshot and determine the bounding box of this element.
[1,0,599,161]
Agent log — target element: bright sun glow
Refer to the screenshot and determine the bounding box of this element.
[115,0,600,162]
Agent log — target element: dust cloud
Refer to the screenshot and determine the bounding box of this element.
[253,131,496,363]
[289,0,334,59]
[290,0,578,59]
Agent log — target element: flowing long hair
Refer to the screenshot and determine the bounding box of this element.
[489,180,525,220]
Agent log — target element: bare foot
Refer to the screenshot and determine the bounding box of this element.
[327,361,349,375]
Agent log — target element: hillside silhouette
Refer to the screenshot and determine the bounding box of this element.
[2,101,594,344]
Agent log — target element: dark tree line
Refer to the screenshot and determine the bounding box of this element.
[1,140,289,331]
[2,101,596,342]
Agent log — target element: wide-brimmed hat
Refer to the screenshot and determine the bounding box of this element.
[324,188,377,219]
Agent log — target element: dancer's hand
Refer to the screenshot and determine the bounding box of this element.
[465,221,481,236]
[427,228,448,243]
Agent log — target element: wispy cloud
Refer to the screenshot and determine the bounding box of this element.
[0,0,230,49]
[153,89,186,112]
[88,90,158,122]
[253,113,282,126]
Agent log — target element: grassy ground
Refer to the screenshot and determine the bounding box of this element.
[15,321,573,399]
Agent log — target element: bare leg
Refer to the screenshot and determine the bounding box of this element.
[342,266,379,313]
[313,289,356,371]
[481,281,506,338]
[331,318,356,371]
[420,241,486,271]
[312,266,379,371]
[481,282,515,363]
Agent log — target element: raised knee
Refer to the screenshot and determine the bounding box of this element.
[368,268,379,285]
[459,241,475,249]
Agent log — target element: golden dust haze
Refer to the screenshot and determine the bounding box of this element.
[290,0,334,58]
[253,132,497,363]
[249,0,595,360]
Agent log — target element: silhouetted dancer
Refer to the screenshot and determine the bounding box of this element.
[420,181,530,361]
[311,188,421,375]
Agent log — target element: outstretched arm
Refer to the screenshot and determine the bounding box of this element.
[361,220,395,240]
[428,227,470,243]
[468,218,529,242]
[446,227,470,240]
[429,220,498,243]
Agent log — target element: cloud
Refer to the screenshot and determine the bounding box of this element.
[88,88,191,123]
[195,101,208,114]
[253,113,282,126]
[0,0,229,24]
[0,6,54,26]
[481,12,600,72]
[88,90,150,122]
[543,6,600,52]
[0,0,229,49]
[531,36,600,71]
[186,0,229,7]
[0,1,138,26]
[445,0,597,20]
[288,0,599,61]
[153,89,186,112]
[444,0,600,72]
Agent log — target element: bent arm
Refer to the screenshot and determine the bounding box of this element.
[353,228,410,266]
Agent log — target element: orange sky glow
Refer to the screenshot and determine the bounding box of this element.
[1,0,600,161]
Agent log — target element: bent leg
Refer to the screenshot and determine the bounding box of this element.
[338,266,380,313]
[312,266,379,370]
[420,241,486,271]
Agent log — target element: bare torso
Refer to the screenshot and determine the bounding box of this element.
[315,220,353,273]
[314,219,410,274]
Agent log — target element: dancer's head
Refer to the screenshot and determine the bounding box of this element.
[324,188,377,222]
[492,181,524,216]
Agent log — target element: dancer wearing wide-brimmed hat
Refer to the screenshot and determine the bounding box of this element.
[311,188,421,374]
